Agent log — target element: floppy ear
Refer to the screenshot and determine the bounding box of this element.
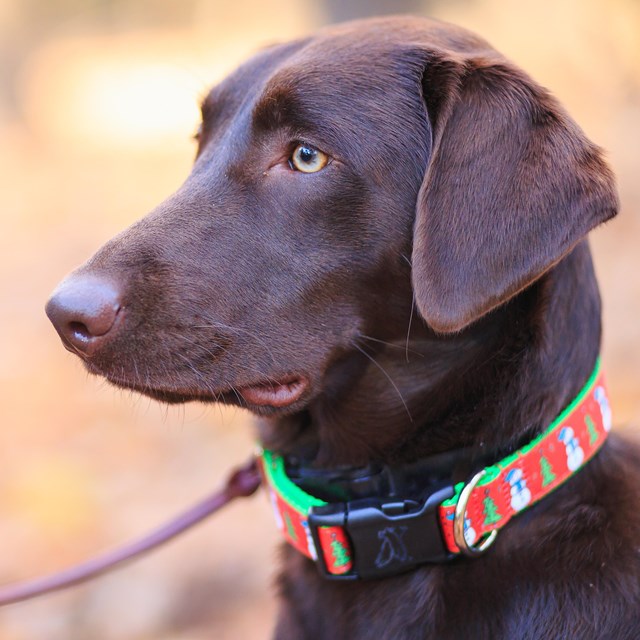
[411,52,619,333]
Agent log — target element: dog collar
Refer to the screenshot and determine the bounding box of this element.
[258,359,611,580]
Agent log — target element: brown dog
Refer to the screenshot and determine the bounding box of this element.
[46,16,640,639]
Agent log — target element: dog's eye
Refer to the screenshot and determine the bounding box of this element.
[290,144,329,173]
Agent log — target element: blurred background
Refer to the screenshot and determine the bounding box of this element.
[0,0,638,638]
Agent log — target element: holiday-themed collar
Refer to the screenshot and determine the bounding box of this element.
[258,359,611,580]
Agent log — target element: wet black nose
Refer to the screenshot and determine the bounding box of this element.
[45,275,122,357]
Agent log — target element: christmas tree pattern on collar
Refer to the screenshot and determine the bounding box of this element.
[259,359,611,577]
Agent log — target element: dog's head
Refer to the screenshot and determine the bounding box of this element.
[46,17,618,421]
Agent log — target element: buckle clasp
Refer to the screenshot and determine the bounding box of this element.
[308,484,454,580]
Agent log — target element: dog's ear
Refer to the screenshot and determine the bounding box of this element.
[411,52,618,333]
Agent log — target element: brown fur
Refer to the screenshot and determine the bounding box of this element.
[46,16,640,639]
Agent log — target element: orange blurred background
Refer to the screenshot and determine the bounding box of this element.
[0,1,638,638]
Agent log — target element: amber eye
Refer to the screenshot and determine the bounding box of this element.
[290,144,329,173]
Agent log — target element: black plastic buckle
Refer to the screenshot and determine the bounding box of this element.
[308,484,455,580]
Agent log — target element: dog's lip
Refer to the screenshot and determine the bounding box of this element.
[90,366,310,408]
[237,375,309,408]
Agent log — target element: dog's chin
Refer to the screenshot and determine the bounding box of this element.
[90,365,311,416]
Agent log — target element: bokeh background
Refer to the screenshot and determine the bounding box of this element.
[0,0,638,638]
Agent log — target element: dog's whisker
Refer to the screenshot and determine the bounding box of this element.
[175,353,221,397]
[400,253,412,268]
[405,296,416,364]
[174,334,282,390]
[175,337,224,368]
[144,362,152,394]
[193,320,277,364]
[132,358,142,389]
[230,385,243,405]
[352,341,413,423]
[357,333,423,357]
[179,334,230,360]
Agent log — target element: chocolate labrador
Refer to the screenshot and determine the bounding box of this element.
[45,15,640,640]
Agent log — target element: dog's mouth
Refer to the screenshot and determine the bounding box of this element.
[93,366,310,410]
[236,375,309,408]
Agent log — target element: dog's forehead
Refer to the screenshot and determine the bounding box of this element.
[205,33,405,114]
[247,31,428,134]
[200,39,308,115]
[202,16,489,114]
[259,21,437,94]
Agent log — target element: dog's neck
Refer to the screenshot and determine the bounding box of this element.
[259,241,601,469]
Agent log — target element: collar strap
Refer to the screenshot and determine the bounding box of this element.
[258,359,611,580]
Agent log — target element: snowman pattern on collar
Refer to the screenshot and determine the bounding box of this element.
[505,468,532,511]
[464,517,477,546]
[594,386,612,432]
[558,426,584,471]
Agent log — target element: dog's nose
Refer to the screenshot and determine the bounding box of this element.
[45,275,122,357]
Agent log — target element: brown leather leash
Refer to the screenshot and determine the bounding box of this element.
[0,457,261,606]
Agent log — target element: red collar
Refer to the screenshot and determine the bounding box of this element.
[258,359,611,580]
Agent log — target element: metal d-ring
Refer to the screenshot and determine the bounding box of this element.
[453,469,498,557]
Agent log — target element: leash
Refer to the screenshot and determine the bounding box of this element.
[0,457,261,606]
